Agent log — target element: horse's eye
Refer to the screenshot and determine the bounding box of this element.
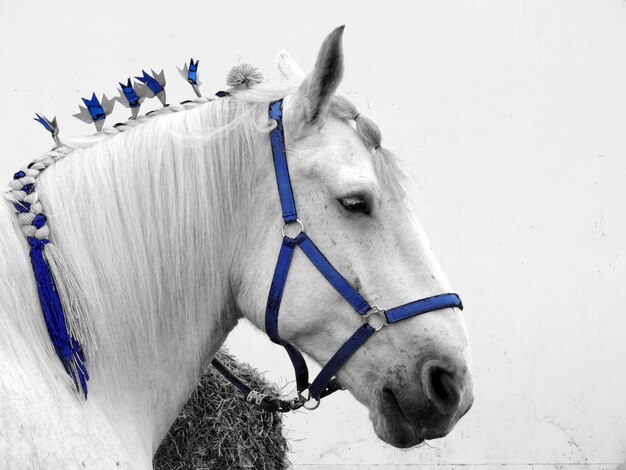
[339,195,371,215]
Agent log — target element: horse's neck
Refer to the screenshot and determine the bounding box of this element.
[32,131,245,453]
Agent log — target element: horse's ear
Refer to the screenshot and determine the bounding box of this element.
[277,50,305,83]
[300,25,345,123]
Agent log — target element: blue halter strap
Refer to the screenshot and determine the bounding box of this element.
[212,98,463,411]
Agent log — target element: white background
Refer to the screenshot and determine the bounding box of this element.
[1,1,626,468]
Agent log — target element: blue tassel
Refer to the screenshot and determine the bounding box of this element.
[28,237,89,398]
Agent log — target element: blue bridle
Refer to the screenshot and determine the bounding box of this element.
[212,99,463,411]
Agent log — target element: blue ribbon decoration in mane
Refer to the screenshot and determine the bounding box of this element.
[14,179,91,398]
[28,236,89,397]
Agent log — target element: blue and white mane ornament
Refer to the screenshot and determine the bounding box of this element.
[178,58,202,97]
[116,79,147,119]
[73,94,116,131]
[135,69,167,106]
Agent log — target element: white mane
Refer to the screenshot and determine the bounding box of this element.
[40,84,296,390]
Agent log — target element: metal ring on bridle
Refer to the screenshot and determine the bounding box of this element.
[281,218,305,238]
[362,305,388,332]
[297,388,321,410]
[302,396,321,410]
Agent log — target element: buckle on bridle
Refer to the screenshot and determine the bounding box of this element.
[362,305,388,331]
[297,387,321,410]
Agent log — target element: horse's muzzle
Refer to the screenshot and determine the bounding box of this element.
[374,356,473,448]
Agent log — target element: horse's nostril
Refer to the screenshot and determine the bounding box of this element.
[421,360,463,414]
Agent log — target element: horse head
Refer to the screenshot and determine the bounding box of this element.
[232,26,474,448]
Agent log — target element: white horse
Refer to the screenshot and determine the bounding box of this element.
[0,27,473,468]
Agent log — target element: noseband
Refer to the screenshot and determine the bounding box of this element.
[212,99,463,412]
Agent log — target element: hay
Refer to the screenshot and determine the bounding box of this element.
[153,349,290,470]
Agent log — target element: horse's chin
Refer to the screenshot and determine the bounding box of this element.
[370,386,462,448]
[370,394,426,449]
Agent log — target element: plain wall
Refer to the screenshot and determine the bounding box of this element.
[2,1,626,468]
